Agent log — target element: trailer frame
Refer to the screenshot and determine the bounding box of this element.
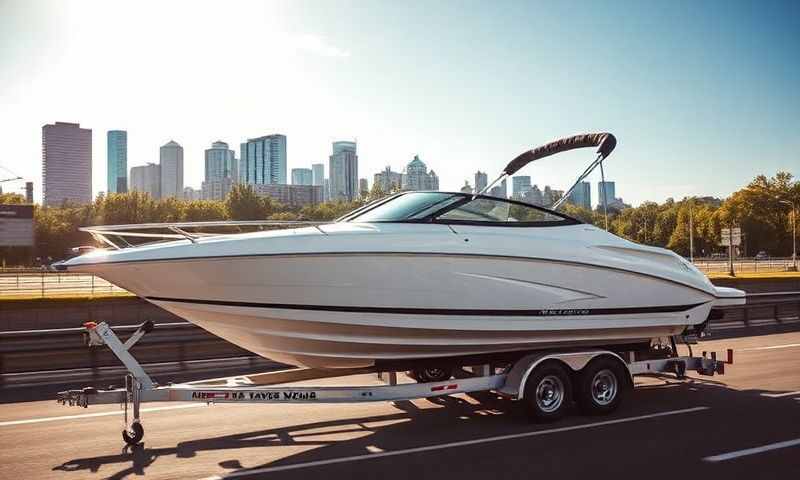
[57,321,733,445]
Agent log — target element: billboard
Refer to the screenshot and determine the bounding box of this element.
[0,204,34,247]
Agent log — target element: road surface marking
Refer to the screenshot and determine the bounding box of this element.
[198,406,709,479]
[0,403,205,427]
[704,438,800,462]
[740,343,800,352]
[761,390,800,398]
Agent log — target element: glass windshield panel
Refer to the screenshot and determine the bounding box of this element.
[437,197,566,223]
[349,192,459,222]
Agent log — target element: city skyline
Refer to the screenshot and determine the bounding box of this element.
[1,1,797,205]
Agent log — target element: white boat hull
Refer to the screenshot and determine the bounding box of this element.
[74,251,717,368]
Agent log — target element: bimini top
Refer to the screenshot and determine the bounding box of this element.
[338,192,581,227]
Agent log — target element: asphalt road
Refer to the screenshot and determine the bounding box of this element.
[1,332,799,480]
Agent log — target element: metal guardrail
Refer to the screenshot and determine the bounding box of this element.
[0,272,129,298]
[692,257,797,273]
[1,297,798,379]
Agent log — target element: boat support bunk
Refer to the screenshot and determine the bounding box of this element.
[57,321,734,446]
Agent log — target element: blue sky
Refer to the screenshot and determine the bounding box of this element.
[1,0,797,205]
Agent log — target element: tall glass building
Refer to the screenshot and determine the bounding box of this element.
[107,130,127,193]
[240,134,287,185]
[159,140,184,199]
[567,181,592,210]
[329,141,358,201]
[291,168,313,185]
[312,163,325,186]
[202,141,237,200]
[42,122,92,206]
[598,181,616,208]
[512,176,532,199]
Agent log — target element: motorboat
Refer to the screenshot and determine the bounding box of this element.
[59,133,745,371]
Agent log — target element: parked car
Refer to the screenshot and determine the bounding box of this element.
[755,251,769,260]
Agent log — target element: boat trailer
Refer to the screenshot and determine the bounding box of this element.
[57,321,733,446]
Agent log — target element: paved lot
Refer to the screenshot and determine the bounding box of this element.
[1,332,799,480]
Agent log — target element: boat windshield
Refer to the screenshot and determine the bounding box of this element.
[344,192,580,226]
[346,192,461,222]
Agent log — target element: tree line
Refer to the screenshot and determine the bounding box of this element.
[0,172,797,266]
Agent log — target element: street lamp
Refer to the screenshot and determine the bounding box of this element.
[779,200,797,271]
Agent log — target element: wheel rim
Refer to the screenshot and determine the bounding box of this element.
[591,369,618,406]
[425,368,446,380]
[535,374,565,413]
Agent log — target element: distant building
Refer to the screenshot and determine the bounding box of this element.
[474,171,488,193]
[202,141,237,200]
[130,163,161,198]
[329,141,358,201]
[542,186,563,207]
[374,166,403,193]
[240,134,287,185]
[291,168,313,185]
[512,176,532,200]
[523,185,543,206]
[183,186,201,201]
[42,122,92,206]
[488,178,507,199]
[359,178,369,197]
[25,182,33,204]
[598,181,616,208]
[160,140,184,199]
[460,181,473,193]
[323,178,331,202]
[252,184,323,208]
[402,155,439,191]
[567,181,591,210]
[312,163,325,186]
[107,130,127,193]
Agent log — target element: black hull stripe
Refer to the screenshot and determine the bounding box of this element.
[146,296,707,317]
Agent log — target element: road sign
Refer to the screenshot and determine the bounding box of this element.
[720,227,741,246]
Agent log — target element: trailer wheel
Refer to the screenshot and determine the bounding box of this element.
[122,421,144,446]
[522,361,572,422]
[412,366,453,383]
[576,357,627,415]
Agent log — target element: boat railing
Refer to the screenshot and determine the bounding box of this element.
[79,220,326,250]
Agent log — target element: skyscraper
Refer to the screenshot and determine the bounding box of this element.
[402,155,439,191]
[240,134,287,185]
[42,122,92,206]
[567,181,591,210]
[312,163,325,186]
[598,181,616,208]
[359,178,369,197]
[159,140,184,199]
[474,171,488,193]
[489,178,507,199]
[106,130,127,194]
[512,176,532,199]
[329,141,358,201]
[291,168,313,185]
[374,166,402,192]
[130,163,161,198]
[202,141,237,200]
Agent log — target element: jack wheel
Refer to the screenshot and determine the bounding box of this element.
[122,421,144,445]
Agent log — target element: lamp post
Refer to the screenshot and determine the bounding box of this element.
[779,200,797,271]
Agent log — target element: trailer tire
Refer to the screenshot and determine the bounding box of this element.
[412,366,453,383]
[122,421,144,446]
[576,357,627,415]
[522,361,572,422]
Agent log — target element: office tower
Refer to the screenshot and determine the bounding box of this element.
[402,155,439,191]
[329,141,358,201]
[240,134,287,185]
[107,130,128,193]
[523,185,544,206]
[489,178,507,199]
[312,163,325,187]
[598,181,616,208]
[25,182,33,204]
[42,122,92,206]
[252,184,323,208]
[130,163,161,198]
[512,176,532,199]
[359,178,368,197]
[291,168,313,185]
[374,166,403,192]
[474,171,488,193]
[160,140,184,199]
[567,181,591,210]
[202,141,237,200]
[183,186,201,201]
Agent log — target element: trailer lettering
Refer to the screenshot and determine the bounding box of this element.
[192,392,228,400]
[249,392,281,401]
[282,391,317,401]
